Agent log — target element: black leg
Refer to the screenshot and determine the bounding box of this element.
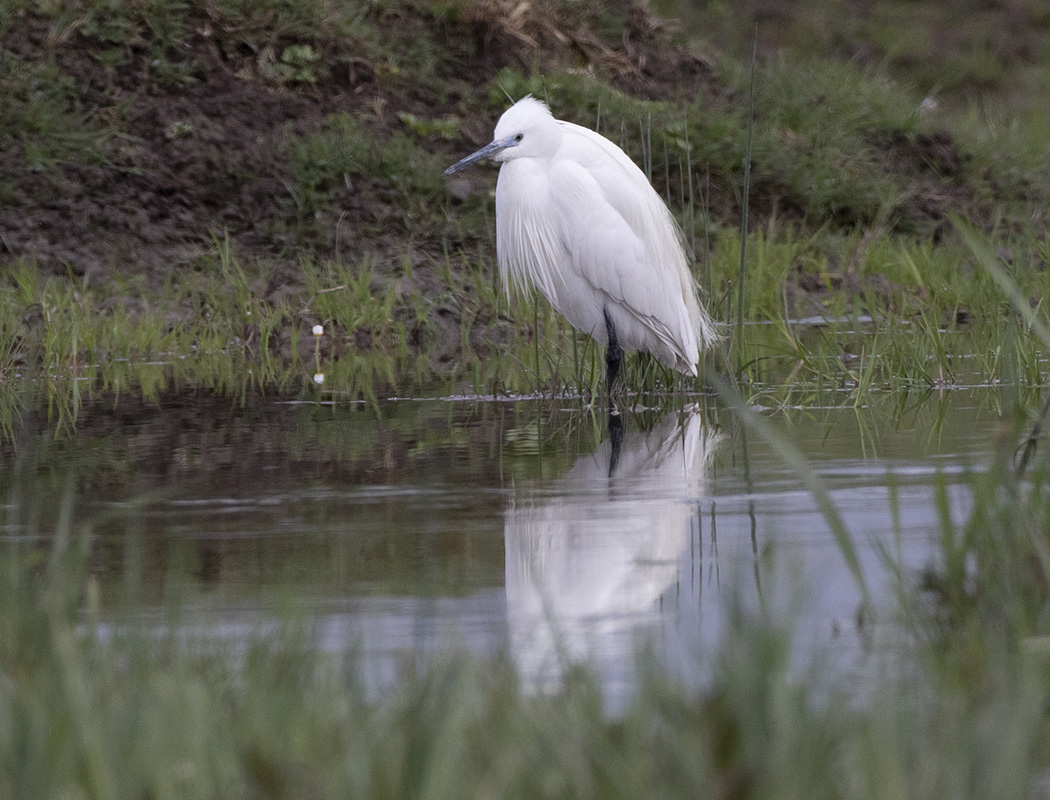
[607,408,623,478]
[604,308,621,392]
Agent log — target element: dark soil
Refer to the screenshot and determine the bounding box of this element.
[2,8,372,281]
[869,128,977,238]
[0,0,1018,291]
[0,0,722,287]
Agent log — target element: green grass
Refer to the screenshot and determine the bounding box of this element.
[0,49,110,171]
[5,212,1050,425]
[2,0,1050,406]
[1,0,1050,409]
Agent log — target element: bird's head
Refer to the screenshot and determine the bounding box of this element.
[443,96,560,176]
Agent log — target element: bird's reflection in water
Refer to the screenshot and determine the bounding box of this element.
[505,406,721,692]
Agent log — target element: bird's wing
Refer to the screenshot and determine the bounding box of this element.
[547,152,700,369]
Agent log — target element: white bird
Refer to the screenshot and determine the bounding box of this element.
[445,96,718,389]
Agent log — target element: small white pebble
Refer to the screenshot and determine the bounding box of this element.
[313,373,325,384]
[313,325,324,336]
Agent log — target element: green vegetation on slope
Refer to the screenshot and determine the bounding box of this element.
[2,0,1050,399]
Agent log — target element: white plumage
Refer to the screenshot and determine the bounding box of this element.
[445,97,718,384]
[504,407,722,691]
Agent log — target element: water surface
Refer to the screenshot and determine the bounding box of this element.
[1,383,1000,700]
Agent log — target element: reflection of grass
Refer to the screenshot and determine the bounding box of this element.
[3,352,1050,800]
[7,398,1050,797]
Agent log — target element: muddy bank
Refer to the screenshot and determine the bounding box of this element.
[0,1,719,285]
[1,0,1012,291]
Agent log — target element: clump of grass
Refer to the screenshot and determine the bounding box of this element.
[0,50,109,170]
[6,215,1047,412]
[738,54,919,226]
[277,110,455,247]
[282,113,372,220]
[487,52,1015,242]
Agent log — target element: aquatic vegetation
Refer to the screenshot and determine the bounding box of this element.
[3,207,1050,423]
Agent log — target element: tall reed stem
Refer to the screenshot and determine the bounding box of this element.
[735,35,757,377]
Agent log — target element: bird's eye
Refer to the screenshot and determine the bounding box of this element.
[514,133,524,143]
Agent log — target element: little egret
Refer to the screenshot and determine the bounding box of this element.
[444,96,718,389]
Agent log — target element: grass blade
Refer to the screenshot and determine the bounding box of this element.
[713,375,872,606]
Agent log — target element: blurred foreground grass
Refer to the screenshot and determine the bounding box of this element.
[5,393,1050,799]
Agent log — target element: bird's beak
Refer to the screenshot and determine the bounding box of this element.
[443,136,516,176]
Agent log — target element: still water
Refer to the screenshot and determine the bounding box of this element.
[2,383,999,700]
